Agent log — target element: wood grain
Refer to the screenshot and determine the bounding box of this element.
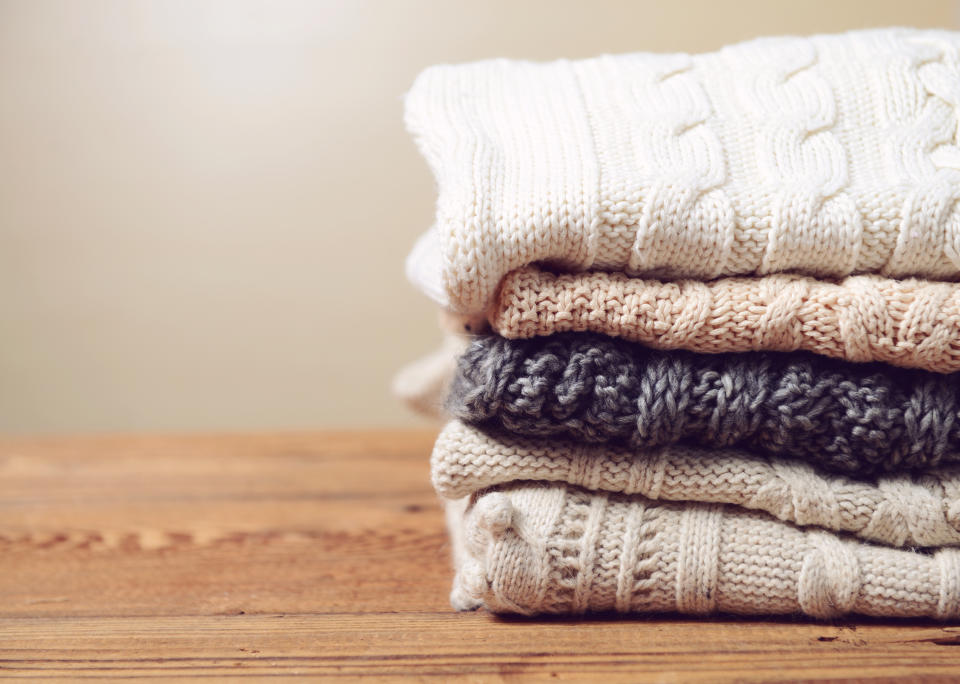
[1,430,959,681]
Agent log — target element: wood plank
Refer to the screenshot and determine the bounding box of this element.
[0,431,446,618]
[1,430,959,680]
[3,615,960,680]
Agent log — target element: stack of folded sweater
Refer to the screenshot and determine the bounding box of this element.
[397,28,960,619]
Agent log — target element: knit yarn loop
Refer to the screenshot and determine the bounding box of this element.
[798,533,861,618]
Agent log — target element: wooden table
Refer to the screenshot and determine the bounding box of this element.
[1,430,959,681]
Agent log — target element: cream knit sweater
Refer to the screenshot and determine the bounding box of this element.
[433,421,960,548]
[405,28,960,313]
[489,267,960,372]
[448,483,960,618]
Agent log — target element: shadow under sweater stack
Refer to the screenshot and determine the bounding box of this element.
[398,28,960,619]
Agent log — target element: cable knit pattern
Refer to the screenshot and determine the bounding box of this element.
[405,29,960,313]
[489,267,960,373]
[448,483,960,618]
[448,333,960,475]
[432,421,960,548]
[729,38,861,277]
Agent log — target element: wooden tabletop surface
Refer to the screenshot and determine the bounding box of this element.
[2,429,959,681]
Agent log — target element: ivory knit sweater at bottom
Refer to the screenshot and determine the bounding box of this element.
[447,483,960,618]
[433,421,960,548]
[450,333,960,475]
[488,267,960,373]
[406,28,960,313]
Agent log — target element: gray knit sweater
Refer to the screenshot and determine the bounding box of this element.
[447,333,960,475]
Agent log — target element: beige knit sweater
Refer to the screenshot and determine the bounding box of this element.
[488,267,960,372]
[433,422,960,548]
[448,483,960,618]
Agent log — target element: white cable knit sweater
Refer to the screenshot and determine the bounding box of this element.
[405,28,960,313]
[448,484,960,618]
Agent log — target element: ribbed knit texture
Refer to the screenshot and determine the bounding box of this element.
[448,333,960,475]
[490,267,960,373]
[449,483,960,618]
[433,421,960,548]
[449,484,960,619]
[406,28,960,313]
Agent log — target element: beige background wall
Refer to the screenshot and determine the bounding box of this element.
[1,0,958,434]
